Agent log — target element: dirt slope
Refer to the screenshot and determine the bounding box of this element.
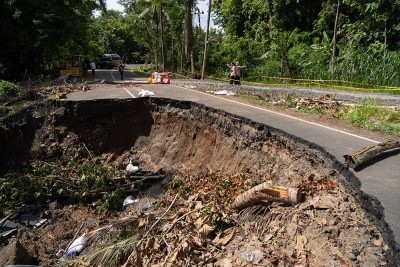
[0,98,397,266]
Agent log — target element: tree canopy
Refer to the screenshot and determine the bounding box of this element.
[1,0,400,86]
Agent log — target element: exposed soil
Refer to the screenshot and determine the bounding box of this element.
[0,93,398,266]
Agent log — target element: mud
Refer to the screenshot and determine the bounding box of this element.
[0,98,398,266]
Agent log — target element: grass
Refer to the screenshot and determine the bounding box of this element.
[0,102,22,118]
[47,94,58,100]
[339,99,400,135]
[131,65,153,74]
[236,93,400,136]
[241,77,400,95]
[237,94,271,106]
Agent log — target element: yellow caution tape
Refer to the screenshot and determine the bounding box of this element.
[168,72,400,92]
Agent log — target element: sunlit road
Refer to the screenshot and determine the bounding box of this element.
[70,66,400,249]
[85,63,148,82]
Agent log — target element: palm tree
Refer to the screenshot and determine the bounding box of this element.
[185,0,195,76]
[139,0,165,71]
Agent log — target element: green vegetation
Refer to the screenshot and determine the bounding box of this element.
[0,159,126,212]
[169,178,183,189]
[236,94,400,136]
[0,103,22,118]
[131,65,153,74]
[339,99,400,135]
[0,80,18,100]
[1,0,399,93]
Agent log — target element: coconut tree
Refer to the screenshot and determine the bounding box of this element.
[185,0,196,76]
[139,0,165,71]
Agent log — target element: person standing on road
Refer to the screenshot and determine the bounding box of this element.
[235,61,241,86]
[90,61,96,75]
[118,63,124,80]
[229,62,236,85]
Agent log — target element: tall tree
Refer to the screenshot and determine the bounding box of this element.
[185,0,196,75]
[0,0,105,80]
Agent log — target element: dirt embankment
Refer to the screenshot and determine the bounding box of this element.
[0,98,398,266]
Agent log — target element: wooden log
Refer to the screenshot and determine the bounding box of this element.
[0,213,14,226]
[230,181,302,210]
[344,139,400,169]
[128,174,166,180]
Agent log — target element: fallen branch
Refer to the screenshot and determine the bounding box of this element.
[128,174,166,180]
[122,193,179,267]
[344,139,400,169]
[230,181,302,210]
[0,213,14,226]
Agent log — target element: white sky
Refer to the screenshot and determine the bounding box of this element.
[106,0,124,12]
[105,0,215,29]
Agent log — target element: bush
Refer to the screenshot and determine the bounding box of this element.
[0,80,18,100]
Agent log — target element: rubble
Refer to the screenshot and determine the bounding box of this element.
[0,98,397,266]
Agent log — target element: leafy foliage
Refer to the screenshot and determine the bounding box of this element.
[0,80,18,100]
[1,0,399,88]
[0,159,125,212]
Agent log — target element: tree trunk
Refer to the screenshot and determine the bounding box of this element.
[331,0,341,68]
[201,0,212,80]
[230,181,302,210]
[185,0,195,76]
[155,24,159,71]
[268,0,273,39]
[281,47,289,76]
[160,1,165,72]
[344,140,400,169]
[171,35,175,72]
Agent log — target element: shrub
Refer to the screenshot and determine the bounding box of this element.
[0,80,18,100]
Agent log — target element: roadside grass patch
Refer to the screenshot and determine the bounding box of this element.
[237,95,269,106]
[339,99,400,135]
[236,93,400,136]
[131,65,153,74]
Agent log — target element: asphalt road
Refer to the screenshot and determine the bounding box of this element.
[70,65,400,247]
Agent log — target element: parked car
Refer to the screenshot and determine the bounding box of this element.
[97,57,113,69]
[102,53,123,66]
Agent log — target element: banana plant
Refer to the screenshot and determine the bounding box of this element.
[270,28,299,76]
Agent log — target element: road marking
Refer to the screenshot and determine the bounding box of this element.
[124,88,136,98]
[111,70,116,81]
[170,84,380,144]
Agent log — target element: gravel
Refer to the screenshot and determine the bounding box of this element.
[173,79,400,107]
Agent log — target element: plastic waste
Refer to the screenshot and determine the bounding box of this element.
[64,234,87,259]
[138,90,155,97]
[214,90,236,96]
[126,158,139,174]
[242,249,263,263]
[123,195,138,209]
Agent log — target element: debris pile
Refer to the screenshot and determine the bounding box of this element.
[0,98,395,266]
[36,83,91,99]
[42,170,389,266]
